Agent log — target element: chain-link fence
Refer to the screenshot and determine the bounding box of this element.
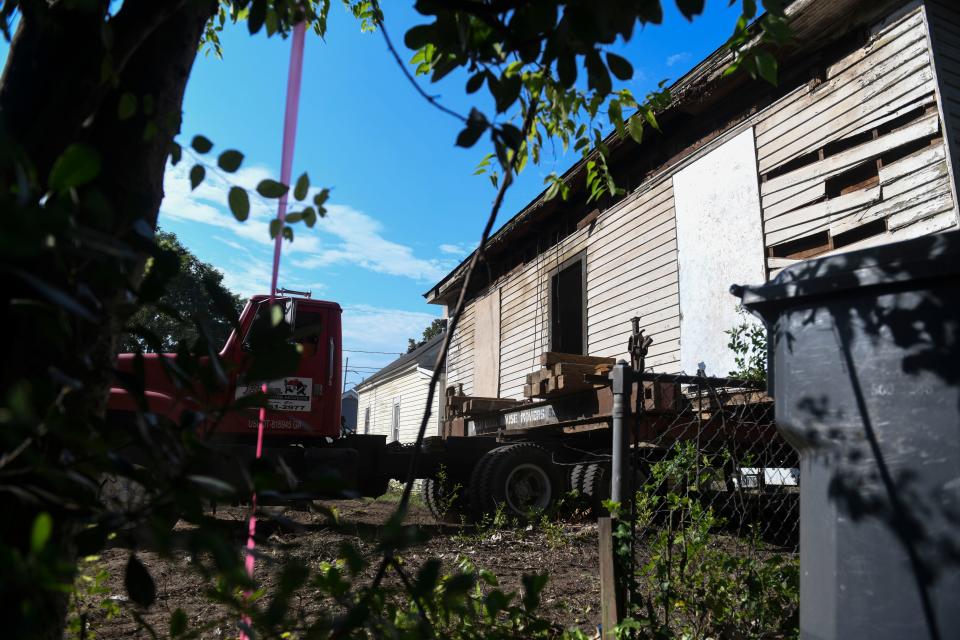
[619,371,800,638]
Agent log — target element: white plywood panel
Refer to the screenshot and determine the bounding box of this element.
[472,288,501,397]
[672,128,766,377]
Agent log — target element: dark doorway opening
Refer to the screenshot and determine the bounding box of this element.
[550,257,585,354]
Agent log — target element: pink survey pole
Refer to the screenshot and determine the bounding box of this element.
[241,22,306,640]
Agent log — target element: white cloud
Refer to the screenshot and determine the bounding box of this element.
[160,162,450,283]
[340,304,441,385]
[439,242,475,257]
[666,52,691,67]
[342,304,439,353]
[292,204,456,282]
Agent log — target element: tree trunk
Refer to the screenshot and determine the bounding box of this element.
[0,1,215,637]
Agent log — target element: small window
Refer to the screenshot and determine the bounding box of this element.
[391,402,400,442]
[550,256,585,355]
[363,406,371,435]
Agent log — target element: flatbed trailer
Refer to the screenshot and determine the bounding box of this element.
[107,291,794,520]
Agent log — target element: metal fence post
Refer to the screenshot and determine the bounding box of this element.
[610,360,630,506]
[600,360,632,638]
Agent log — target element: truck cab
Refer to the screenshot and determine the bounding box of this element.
[107,293,396,497]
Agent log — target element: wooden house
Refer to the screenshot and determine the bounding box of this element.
[425,0,960,400]
[355,333,445,442]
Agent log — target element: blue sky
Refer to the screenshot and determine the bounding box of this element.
[2,2,744,388]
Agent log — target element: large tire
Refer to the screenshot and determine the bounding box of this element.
[99,474,179,545]
[467,447,504,518]
[422,477,468,524]
[581,461,651,516]
[473,443,562,519]
[570,463,587,496]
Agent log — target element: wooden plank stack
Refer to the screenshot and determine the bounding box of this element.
[523,352,617,399]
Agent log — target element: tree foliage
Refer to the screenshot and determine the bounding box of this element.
[407,318,447,353]
[119,230,243,353]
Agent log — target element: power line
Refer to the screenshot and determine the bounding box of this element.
[342,348,404,355]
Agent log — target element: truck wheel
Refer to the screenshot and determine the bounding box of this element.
[467,447,506,518]
[474,443,561,520]
[570,463,586,496]
[99,474,178,545]
[422,477,467,524]
[581,461,651,516]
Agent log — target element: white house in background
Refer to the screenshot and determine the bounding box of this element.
[355,333,445,443]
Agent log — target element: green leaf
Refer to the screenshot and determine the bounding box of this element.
[313,188,330,207]
[285,211,303,224]
[228,186,250,221]
[169,142,182,166]
[294,172,309,200]
[125,554,156,608]
[606,52,634,81]
[191,135,213,154]
[117,92,137,120]
[586,50,612,95]
[557,52,577,88]
[755,50,778,85]
[217,149,244,172]
[48,144,102,192]
[248,0,266,34]
[30,512,52,553]
[628,116,645,144]
[301,206,317,227]
[676,0,706,20]
[170,608,187,637]
[456,108,488,148]
[189,165,205,191]
[466,72,484,94]
[269,218,283,239]
[521,572,549,612]
[404,24,434,50]
[187,475,236,496]
[257,179,288,198]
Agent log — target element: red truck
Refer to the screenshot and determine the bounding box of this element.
[107,292,408,498]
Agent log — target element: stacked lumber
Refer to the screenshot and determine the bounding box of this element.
[444,385,523,419]
[523,352,616,399]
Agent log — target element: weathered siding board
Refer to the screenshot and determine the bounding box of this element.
[757,13,935,171]
[446,303,474,395]
[356,369,440,444]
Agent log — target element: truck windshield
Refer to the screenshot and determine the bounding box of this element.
[242,299,291,350]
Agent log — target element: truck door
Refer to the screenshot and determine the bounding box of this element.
[230,298,341,438]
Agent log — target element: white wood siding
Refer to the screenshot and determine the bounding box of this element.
[586,179,680,371]
[356,368,441,444]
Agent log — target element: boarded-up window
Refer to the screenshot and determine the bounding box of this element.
[473,289,501,397]
[672,128,767,376]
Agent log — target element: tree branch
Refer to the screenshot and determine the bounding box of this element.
[371,0,468,124]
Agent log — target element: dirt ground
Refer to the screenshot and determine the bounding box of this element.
[73,495,604,638]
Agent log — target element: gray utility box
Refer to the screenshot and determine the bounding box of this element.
[734,231,960,640]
